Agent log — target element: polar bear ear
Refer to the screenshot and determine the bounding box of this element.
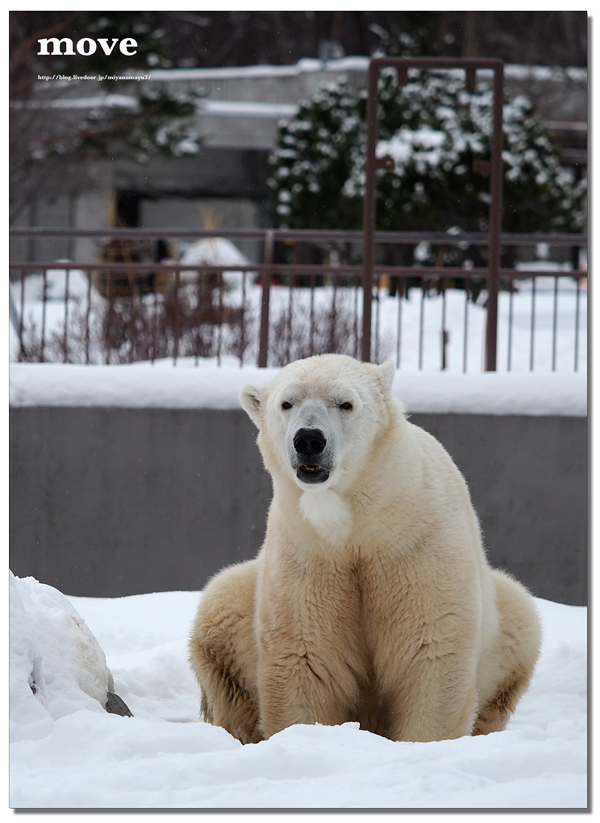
[239,383,265,427]
[376,360,396,394]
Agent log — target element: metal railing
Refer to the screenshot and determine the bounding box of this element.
[9,227,587,372]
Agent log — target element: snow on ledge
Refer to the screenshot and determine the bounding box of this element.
[10,360,587,417]
[143,59,586,85]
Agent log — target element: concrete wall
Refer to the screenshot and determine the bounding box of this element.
[9,407,587,605]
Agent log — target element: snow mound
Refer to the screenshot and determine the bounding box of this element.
[179,236,250,268]
[178,237,255,292]
[9,572,118,743]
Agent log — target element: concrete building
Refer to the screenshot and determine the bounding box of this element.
[10,57,587,266]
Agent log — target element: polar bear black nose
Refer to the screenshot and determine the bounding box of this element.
[294,428,326,457]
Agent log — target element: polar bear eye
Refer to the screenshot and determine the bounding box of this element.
[339,402,353,411]
[281,401,293,410]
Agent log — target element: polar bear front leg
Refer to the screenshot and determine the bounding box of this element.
[371,623,482,743]
[385,671,479,743]
[255,580,363,738]
[257,649,355,738]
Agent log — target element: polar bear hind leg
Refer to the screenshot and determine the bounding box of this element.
[473,569,542,735]
[189,559,262,744]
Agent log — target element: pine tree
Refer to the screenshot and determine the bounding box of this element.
[268,71,586,271]
[268,80,361,230]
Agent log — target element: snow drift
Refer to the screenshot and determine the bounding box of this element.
[9,573,587,809]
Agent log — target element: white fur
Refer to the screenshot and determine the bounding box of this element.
[299,488,353,544]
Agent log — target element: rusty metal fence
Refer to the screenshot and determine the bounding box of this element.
[9,226,587,372]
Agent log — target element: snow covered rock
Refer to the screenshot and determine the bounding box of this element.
[10,571,131,742]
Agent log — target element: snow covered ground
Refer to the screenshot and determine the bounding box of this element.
[9,574,587,810]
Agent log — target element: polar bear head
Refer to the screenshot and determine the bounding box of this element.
[240,355,397,543]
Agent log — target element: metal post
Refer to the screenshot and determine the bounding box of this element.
[485,62,504,371]
[362,60,379,363]
[362,61,395,363]
[258,230,274,368]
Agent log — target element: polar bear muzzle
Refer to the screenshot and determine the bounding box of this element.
[293,427,331,484]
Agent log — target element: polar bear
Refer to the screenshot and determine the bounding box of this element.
[189,354,541,744]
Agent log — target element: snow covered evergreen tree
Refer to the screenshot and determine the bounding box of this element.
[268,71,586,269]
[268,80,362,230]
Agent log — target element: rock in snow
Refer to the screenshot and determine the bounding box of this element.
[9,571,131,743]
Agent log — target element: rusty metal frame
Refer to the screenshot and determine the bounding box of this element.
[362,57,504,368]
[9,227,582,246]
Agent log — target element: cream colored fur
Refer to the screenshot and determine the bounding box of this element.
[189,354,542,744]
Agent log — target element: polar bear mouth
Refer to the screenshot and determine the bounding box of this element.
[297,464,330,484]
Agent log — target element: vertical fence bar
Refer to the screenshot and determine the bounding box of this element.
[8,286,22,357]
[173,270,180,366]
[310,271,316,357]
[463,284,469,373]
[240,271,247,367]
[373,275,380,362]
[290,243,300,362]
[105,277,113,365]
[192,277,198,367]
[151,275,158,366]
[258,230,274,368]
[529,276,536,371]
[551,276,559,371]
[328,276,335,355]
[441,279,447,370]
[217,270,224,367]
[127,276,136,364]
[396,277,403,368]
[353,274,359,359]
[507,280,514,371]
[40,270,48,362]
[63,268,70,362]
[18,270,26,361]
[418,277,426,370]
[485,62,504,371]
[574,276,581,373]
[85,273,92,365]
[286,272,294,364]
